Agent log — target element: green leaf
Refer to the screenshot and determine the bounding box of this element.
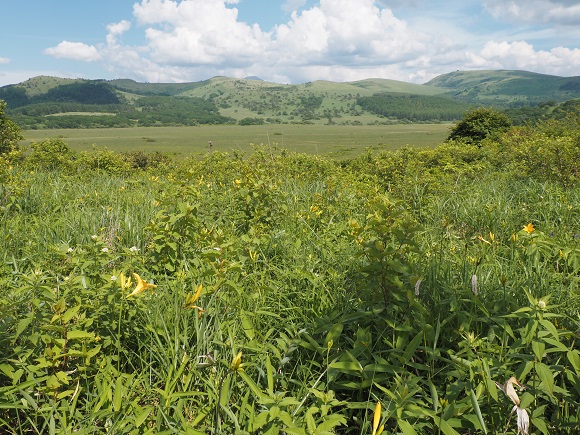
[61,304,81,324]
[535,362,554,396]
[567,350,580,376]
[539,319,559,341]
[398,420,418,435]
[531,416,550,435]
[532,340,546,361]
[324,323,343,350]
[433,417,461,435]
[328,361,363,374]
[0,363,15,380]
[14,315,33,342]
[428,380,439,412]
[113,375,124,412]
[67,330,95,340]
[134,406,152,428]
[469,389,487,434]
[240,310,255,340]
[403,331,423,365]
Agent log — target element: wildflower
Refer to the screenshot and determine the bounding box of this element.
[477,235,492,245]
[414,279,422,296]
[495,376,525,406]
[471,274,478,296]
[249,249,258,262]
[119,273,132,290]
[101,247,109,253]
[184,284,205,317]
[126,273,156,298]
[67,247,74,253]
[230,351,243,372]
[372,401,383,435]
[514,406,530,435]
[129,246,139,252]
[111,275,117,281]
[538,300,546,310]
[91,235,98,240]
[522,223,535,234]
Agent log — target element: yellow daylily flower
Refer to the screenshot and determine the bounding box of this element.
[126,273,157,298]
[184,284,206,317]
[230,351,243,372]
[522,223,535,234]
[120,273,132,290]
[372,401,382,435]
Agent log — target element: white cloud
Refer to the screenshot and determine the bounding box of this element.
[0,57,10,64]
[43,41,102,62]
[484,0,580,25]
[282,0,307,12]
[468,40,580,75]
[40,0,580,85]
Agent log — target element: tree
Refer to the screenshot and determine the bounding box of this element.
[0,100,23,155]
[447,107,512,144]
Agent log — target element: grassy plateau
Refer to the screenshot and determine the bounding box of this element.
[1,107,580,434]
[21,124,451,159]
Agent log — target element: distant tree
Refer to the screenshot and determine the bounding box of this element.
[0,100,23,156]
[447,107,512,144]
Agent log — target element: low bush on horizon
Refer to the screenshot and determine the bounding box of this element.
[1,112,580,434]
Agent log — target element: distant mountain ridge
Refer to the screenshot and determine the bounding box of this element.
[426,69,580,105]
[1,69,579,129]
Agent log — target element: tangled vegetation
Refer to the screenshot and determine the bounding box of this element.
[1,105,580,434]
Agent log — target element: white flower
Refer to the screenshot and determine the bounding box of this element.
[514,406,529,435]
[130,246,139,252]
[101,247,109,253]
[415,279,422,296]
[91,235,98,240]
[67,247,74,253]
[538,300,546,310]
[111,275,117,281]
[471,274,478,296]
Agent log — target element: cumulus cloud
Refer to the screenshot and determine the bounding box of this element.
[484,0,580,25]
[41,0,580,84]
[469,40,580,75]
[0,57,10,64]
[282,0,307,12]
[43,41,102,62]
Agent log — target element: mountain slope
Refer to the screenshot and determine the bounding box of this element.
[426,70,580,105]
[2,69,580,129]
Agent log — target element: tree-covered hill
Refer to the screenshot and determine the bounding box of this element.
[1,69,580,128]
[426,69,580,106]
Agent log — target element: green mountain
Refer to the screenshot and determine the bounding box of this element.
[426,70,580,106]
[1,70,579,129]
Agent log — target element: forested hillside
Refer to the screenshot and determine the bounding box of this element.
[1,69,580,128]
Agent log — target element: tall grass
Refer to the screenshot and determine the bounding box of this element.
[1,123,580,433]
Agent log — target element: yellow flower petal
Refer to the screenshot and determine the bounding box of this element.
[372,401,381,435]
[522,223,535,234]
[126,273,156,298]
[230,351,243,372]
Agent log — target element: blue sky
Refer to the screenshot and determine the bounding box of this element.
[1,0,579,87]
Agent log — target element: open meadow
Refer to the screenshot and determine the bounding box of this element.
[21,124,451,159]
[2,110,580,434]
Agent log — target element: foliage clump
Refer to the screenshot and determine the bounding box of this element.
[447,107,512,144]
[1,111,580,434]
[0,100,23,157]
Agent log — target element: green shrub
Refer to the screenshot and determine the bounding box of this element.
[28,138,75,171]
[448,107,512,145]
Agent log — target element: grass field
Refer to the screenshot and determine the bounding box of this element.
[3,114,580,433]
[22,124,452,158]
